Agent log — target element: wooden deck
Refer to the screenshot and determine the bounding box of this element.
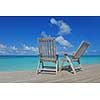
[0,64,100,83]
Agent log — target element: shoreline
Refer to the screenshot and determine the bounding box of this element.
[0,64,100,83]
[0,63,100,72]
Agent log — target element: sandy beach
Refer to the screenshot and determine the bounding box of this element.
[0,64,100,83]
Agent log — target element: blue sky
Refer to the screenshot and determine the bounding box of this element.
[0,16,100,55]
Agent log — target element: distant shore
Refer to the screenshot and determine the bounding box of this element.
[0,64,100,83]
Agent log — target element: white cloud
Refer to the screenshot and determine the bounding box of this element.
[50,18,57,25]
[41,31,51,38]
[56,36,73,48]
[21,44,38,52]
[0,44,7,49]
[21,44,31,50]
[0,43,38,55]
[50,18,71,35]
[41,31,48,38]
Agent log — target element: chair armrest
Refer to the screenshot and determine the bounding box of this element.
[64,53,75,58]
[64,53,68,58]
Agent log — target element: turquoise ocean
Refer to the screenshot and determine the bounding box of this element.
[0,55,100,71]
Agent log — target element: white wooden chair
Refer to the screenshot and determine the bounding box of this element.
[60,41,90,74]
[37,38,59,75]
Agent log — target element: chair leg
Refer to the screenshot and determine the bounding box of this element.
[77,59,82,70]
[60,60,64,72]
[66,56,76,74]
[56,61,58,75]
[36,61,41,74]
[70,62,76,74]
[77,59,82,69]
[79,64,82,71]
[57,60,59,71]
[42,62,44,68]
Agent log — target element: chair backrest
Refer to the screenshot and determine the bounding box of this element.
[73,41,90,59]
[38,38,56,58]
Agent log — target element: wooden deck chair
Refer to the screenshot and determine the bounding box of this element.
[60,41,90,74]
[37,38,59,75]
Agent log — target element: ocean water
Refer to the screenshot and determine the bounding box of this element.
[0,55,100,71]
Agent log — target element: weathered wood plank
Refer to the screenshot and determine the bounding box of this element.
[38,38,56,59]
[74,41,89,59]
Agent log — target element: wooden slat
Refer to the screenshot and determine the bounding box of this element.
[74,41,89,59]
[41,68,56,72]
[38,38,56,61]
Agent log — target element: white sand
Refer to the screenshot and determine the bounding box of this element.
[0,64,100,83]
